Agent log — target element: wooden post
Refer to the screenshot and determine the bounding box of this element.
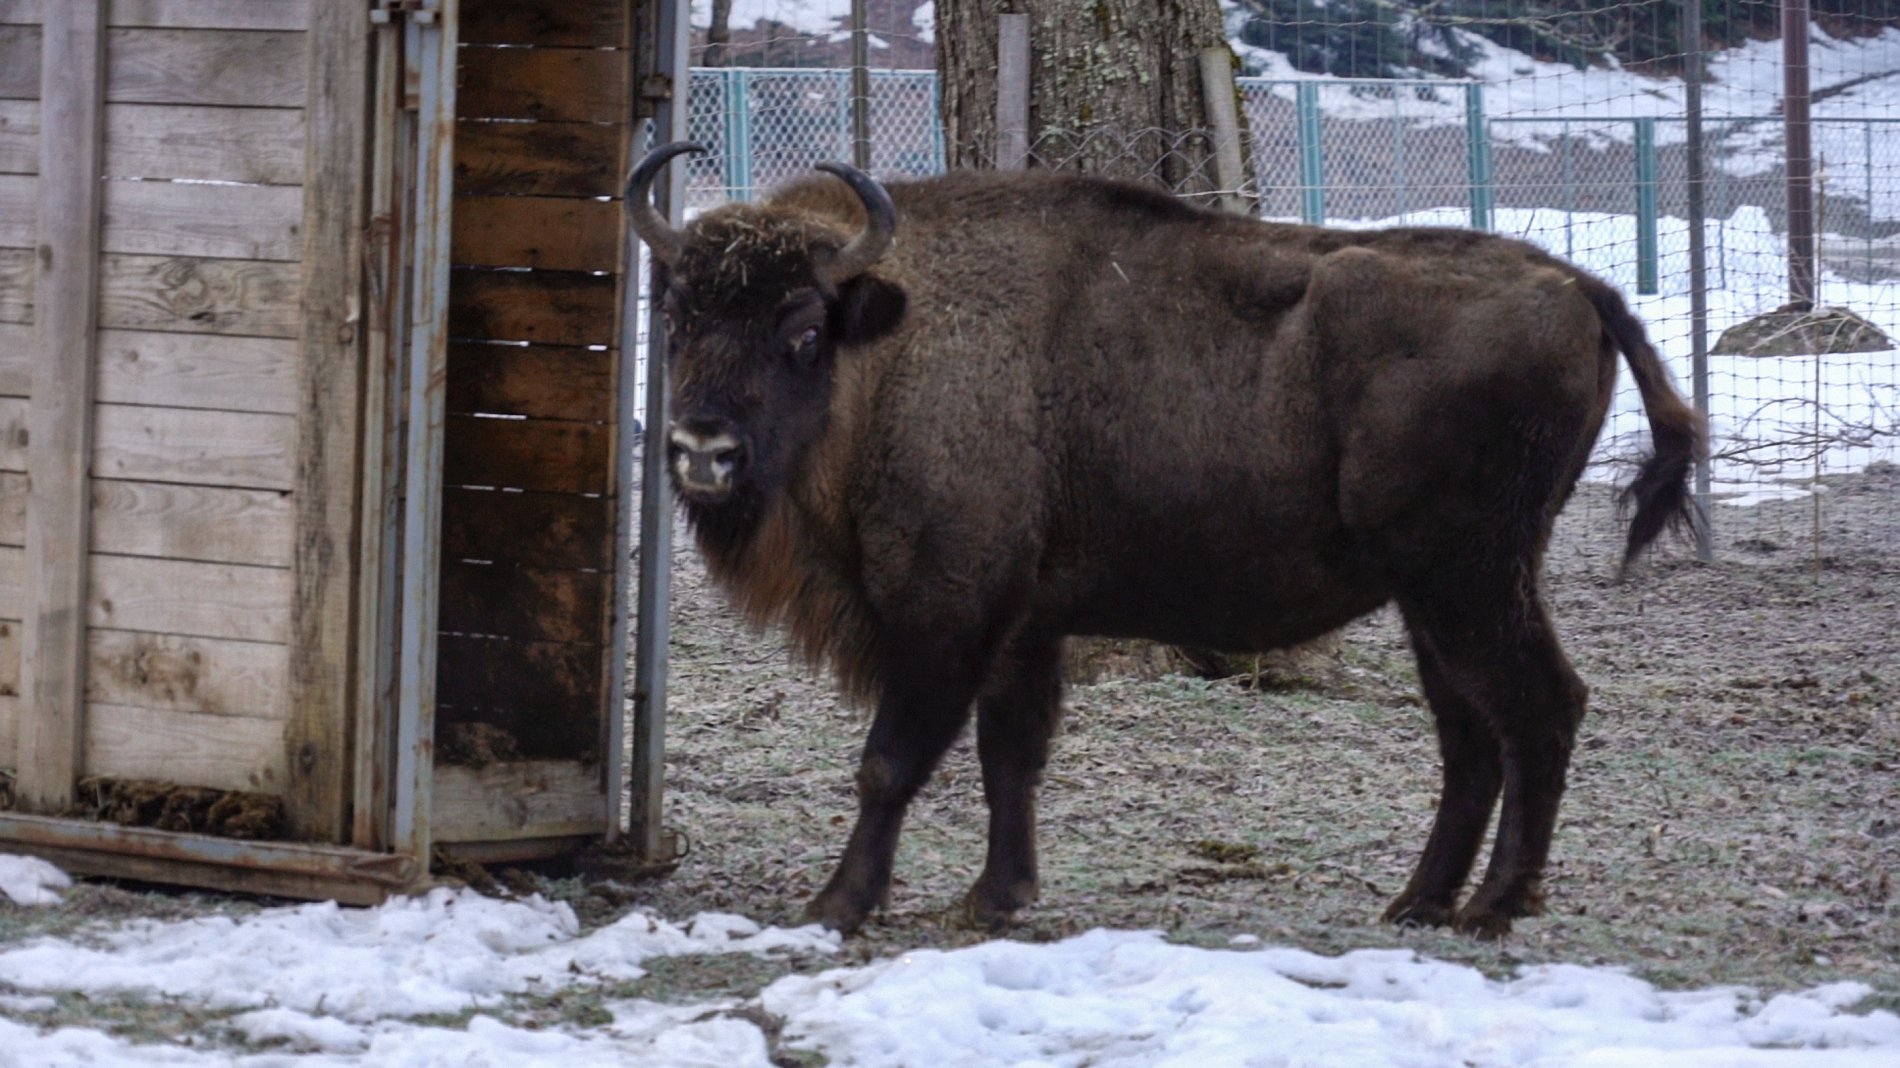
[995,14,1029,170]
[1783,0,1816,306]
[288,0,373,843]
[17,0,105,814]
[850,0,870,170]
[1197,48,1249,215]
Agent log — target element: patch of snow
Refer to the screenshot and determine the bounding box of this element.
[0,854,70,907]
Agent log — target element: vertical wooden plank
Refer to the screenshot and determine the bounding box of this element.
[17,0,103,811]
[285,0,368,842]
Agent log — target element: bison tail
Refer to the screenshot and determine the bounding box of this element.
[1580,277,1707,575]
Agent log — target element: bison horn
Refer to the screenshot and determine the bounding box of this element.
[624,141,707,268]
[814,161,896,286]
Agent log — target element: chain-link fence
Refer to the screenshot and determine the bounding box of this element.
[672,31,1900,563]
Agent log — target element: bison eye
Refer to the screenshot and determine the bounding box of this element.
[794,325,820,356]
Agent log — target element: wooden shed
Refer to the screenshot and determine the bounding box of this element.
[0,0,688,901]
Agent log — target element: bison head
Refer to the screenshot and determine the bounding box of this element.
[626,143,907,535]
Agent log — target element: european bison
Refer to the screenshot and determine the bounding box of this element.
[628,142,1702,939]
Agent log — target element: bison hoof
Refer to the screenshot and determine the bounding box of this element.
[1382,895,1456,929]
[1450,880,1547,941]
[802,889,874,935]
[962,875,1038,930]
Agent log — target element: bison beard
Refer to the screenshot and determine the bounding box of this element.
[629,143,1704,940]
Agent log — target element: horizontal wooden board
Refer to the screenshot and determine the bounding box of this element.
[439,561,605,645]
[91,553,291,642]
[432,759,606,843]
[454,120,626,198]
[0,395,23,471]
[443,487,610,570]
[0,472,20,544]
[104,178,303,261]
[0,545,19,613]
[448,268,616,347]
[86,628,288,719]
[0,99,32,173]
[0,25,37,100]
[85,701,286,793]
[443,415,610,495]
[94,403,295,489]
[0,247,30,322]
[92,479,293,566]
[460,0,626,47]
[0,1,37,24]
[100,254,301,338]
[106,103,301,184]
[458,47,627,123]
[436,633,600,728]
[448,343,612,422]
[107,28,304,108]
[452,195,619,272]
[96,329,299,413]
[0,323,23,393]
[107,1,307,31]
[0,172,25,246]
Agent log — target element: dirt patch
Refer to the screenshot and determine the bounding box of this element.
[626,464,1899,996]
[1711,303,1895,357]
[71,777,286,840]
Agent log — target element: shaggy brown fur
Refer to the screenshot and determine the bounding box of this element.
[638,158,1704,941]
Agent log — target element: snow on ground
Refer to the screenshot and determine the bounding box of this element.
[0,859,1896,1066]
[0,855,69,907]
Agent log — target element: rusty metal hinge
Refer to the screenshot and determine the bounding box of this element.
[370,0,437,26]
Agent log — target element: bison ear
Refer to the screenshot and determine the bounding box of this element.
[832,275,906,348]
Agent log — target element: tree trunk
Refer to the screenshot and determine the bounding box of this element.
[936,0,1250,203]
[704,0,733,66]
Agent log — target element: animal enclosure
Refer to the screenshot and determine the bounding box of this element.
[0,0,669,901]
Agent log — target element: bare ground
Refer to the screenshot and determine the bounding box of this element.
[630,463,1900,1001]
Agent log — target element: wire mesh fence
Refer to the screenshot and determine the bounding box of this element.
[666,7,1899,564]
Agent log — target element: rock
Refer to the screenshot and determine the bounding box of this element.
[1711,303,1894,357]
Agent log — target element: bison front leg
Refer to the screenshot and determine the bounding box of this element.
[804,639,983,935]
[965,637,1064,928]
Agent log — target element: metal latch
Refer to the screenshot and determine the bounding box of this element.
[371,0,437,25]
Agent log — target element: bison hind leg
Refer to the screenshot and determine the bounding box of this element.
[962,634,1065,930]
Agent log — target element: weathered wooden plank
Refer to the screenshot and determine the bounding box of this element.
[0,25,38,100]
[0,545,19,611]
[452,194,619,272]
[0,693,13,767]
[100,254,300,338]
[438,561,605,645]
[0,171,28,245]
[85,701,286,793]
[105,103,302,185]
[448,268,616,347]
[93,403,296,489]
[104,179,303,261]
[454,120,626,198]
[432,759,605,842]
[442,487,609,570]
[457,47,626,123]
[107,29,304,108]
[96,329,299,413]
[90,554,291,642]
[0,98,33,173]
[86,629,288,719]
[0,247,31,322]
[0,471,21,543]
[460,0,626,47]
[0,395,24,470]
[0,323,25,392]
[286,0,367,843]
[448,343,611,422]
[443,415,610,495]
[18,0,103,813]
[0,1,40,25]
[91,479,293,566]
[436,634,601,759]
[107,1,308,31]
[0,619,17,696]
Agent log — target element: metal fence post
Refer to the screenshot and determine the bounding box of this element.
[1635,116,1659,295]
[1296,82,1324,224]
[723,68,752,200]
[1464,83,1492,230]
[1684,0,1714,561]
[996,15,1030,169]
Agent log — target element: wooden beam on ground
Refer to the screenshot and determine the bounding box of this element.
[17,0,104,812]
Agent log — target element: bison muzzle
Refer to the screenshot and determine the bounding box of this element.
[628,141,1704,940]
